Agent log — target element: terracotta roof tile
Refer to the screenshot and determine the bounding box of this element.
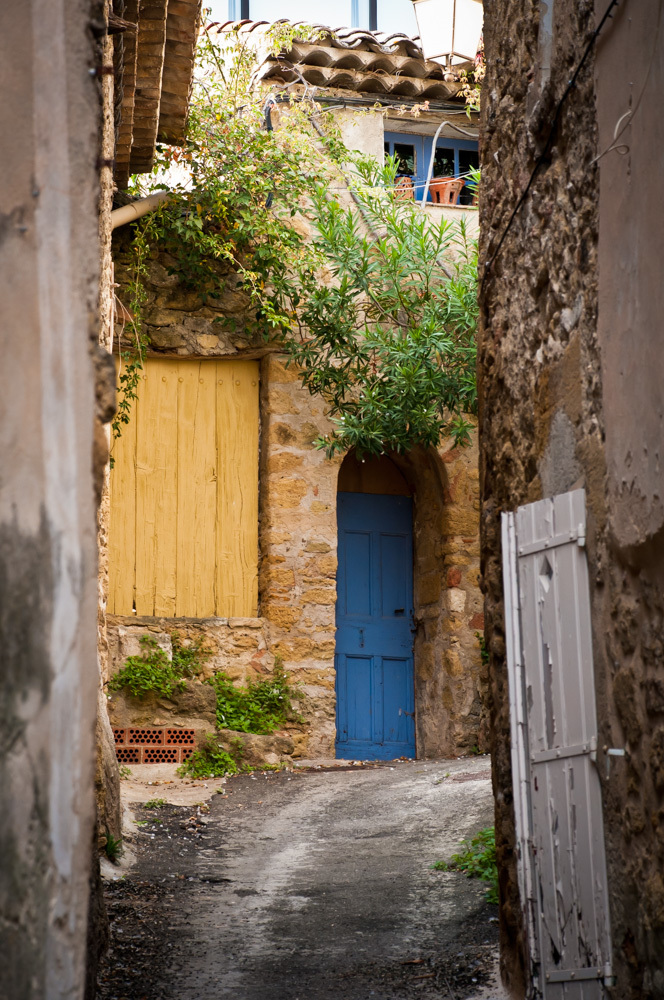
[215,20,467,101]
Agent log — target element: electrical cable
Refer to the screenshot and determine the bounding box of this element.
[482,0,623,284]
[592,0,662,164]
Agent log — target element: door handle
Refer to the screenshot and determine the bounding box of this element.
[399,708,415,719]
[394,608,405,615]
[359,628,364,648]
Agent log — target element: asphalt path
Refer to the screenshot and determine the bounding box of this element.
[99,757,506,1000]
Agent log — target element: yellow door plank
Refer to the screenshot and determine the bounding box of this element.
[176,360,217,617]
[109,356,259,620]
[135,358,178,616]
[216,359,259,617]
[108,359,138,615]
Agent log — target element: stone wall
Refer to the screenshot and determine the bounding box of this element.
[479,0,664,995]
[95,4,123,859]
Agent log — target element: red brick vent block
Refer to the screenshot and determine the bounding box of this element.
[143,746,179,764]
[113,727,197,763]
[165,729,196,746]
[128,728,164,745]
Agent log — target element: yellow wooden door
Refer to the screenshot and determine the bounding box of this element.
[108,358,259,618]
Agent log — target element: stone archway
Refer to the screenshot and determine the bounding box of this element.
[337,447,483,758]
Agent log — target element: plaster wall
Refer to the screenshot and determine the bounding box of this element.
[479,0,664,995]
[0,0,101,995]
[593,1,664,993]
[338,106,385,161]
[595,1,664,548]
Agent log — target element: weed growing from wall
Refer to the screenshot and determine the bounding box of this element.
[108,635,207,699]
[109,637,303,736]
[104,832,124,864]
[210,656,304,734]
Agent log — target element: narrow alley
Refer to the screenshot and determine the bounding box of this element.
[98,759,504,1000]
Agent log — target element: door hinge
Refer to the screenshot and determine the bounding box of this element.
[518,522,586,557]
[545,965,607,984]
[531,736,597,765]
[604,746,627,777]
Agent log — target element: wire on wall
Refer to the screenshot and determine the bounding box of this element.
[482,0,623,285]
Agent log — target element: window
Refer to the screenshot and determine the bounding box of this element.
[223,0,414,32]
[457,147,480,205]
[385,131,478,204]
[385,140,416,177]
[109,358,259,618]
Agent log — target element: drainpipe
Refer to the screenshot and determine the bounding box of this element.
[110,190,171,230]
[420,119,478,206]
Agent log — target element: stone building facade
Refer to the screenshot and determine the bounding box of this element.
[106,24,486,761]
[108,234,484,759]
[479,0,664,996]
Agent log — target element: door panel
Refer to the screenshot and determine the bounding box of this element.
[380,533,409,617]
[344,656,373,743]
[336,492,415,760]
[502,490,613,999]
[383,657,413,744]
[342,530,372,616]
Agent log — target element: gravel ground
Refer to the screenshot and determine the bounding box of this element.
[97,757,507,1000]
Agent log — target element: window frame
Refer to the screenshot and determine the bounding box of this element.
[384,131,479,204]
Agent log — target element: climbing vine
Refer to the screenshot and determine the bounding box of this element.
[112,220,152,444]
[114,18,479,457]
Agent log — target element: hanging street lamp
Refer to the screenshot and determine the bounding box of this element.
[411,0,483,65]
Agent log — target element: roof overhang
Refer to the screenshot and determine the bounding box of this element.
[113,0,202,188]
[213,20,473,104]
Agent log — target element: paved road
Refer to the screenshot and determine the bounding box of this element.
[99,757,505,1000]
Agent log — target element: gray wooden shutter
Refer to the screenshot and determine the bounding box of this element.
[502,489,613,998]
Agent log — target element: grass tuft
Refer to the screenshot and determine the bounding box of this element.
[433,826,498,904]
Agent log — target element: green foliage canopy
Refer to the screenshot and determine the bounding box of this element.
[288,155,478,456]
[116,21,479,458]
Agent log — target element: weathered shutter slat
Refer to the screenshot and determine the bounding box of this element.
[503,489,612,999]
[502,512,541,977]
[108,370,137,615]
[176,360,217,618]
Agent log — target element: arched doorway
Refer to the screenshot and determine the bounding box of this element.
[335,452,416,759]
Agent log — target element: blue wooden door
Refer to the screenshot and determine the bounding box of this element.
[335,492,415,760]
